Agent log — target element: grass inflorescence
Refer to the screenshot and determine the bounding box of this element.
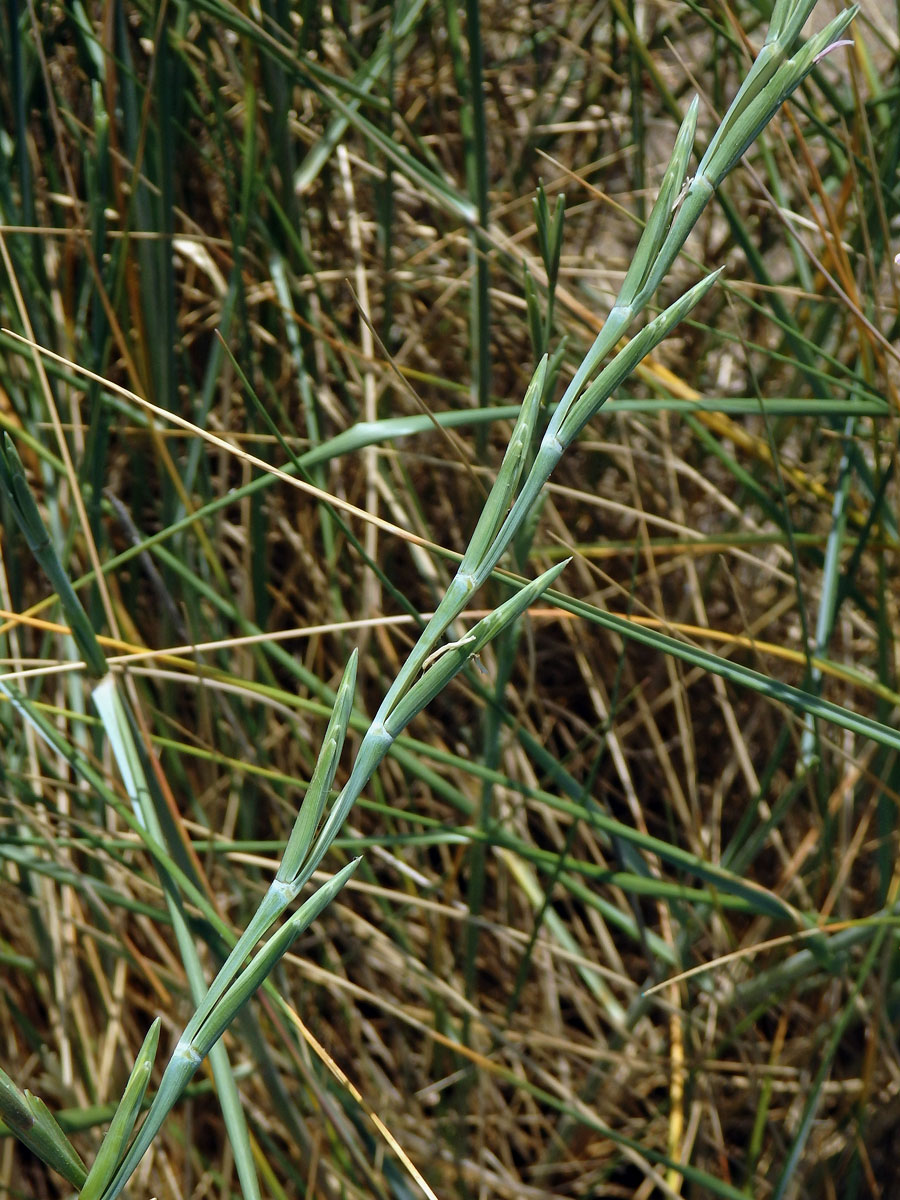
[1,1,898,1197]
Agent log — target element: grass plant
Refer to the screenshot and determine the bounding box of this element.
[1,0,899,1197]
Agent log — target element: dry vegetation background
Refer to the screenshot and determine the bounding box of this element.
[2,1,900,1198]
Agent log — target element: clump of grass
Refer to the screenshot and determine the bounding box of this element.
[2,1,899,1197]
